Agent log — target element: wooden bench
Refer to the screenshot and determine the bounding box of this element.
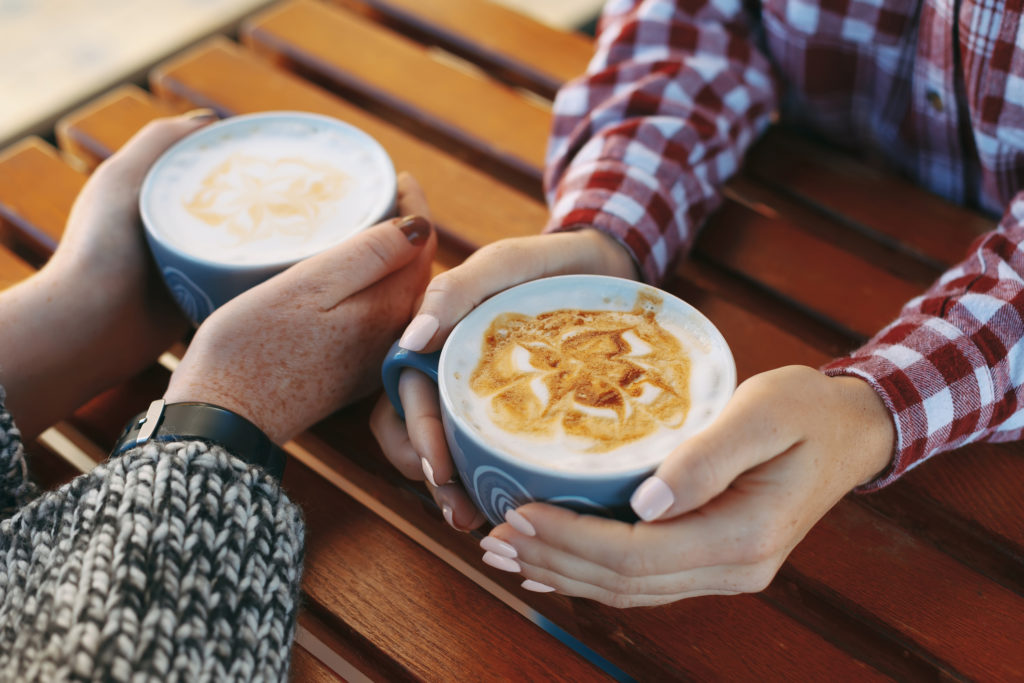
[1,0,1021,679]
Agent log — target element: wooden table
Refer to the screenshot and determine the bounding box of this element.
[2,0,1022,680]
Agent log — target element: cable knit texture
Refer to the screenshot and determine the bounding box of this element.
[0,389,305,681]
[0,388,39,520]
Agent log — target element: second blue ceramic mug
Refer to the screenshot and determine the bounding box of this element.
[382,275,736,526]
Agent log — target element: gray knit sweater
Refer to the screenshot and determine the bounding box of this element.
[0,389,305,681]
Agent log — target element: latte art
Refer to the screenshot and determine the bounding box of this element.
[183,153,350,245]
[144,118,392,266]
[469,293,691,454]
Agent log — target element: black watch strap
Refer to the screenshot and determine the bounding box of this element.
[112,399,286,481]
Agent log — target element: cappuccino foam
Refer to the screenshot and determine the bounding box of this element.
[455,292,720,473]
[145,120,390,265]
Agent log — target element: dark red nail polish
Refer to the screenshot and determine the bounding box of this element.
[398,215,431,245]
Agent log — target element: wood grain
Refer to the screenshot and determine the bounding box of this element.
[327,0,592,98]
[56,84,185,169]
[0,138,84,260]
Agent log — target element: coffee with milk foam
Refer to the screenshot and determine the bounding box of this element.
[449,291,724,474]
[144,119,389,265]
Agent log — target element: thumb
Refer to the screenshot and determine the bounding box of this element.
[94,110,219,185]
[629,372,801,521]
[288,214,435,311]
[396,237,555,353]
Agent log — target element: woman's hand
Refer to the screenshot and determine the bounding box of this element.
[0,112,215,438]
[476,366,895,607]
[164,173,436,444]
[370,228,638,530]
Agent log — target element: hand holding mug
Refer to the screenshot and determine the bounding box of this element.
[370,229,639,529]
[480,366,895,606]
[378,274,734,534]
[164,173,435,443]
[0,113,214,438]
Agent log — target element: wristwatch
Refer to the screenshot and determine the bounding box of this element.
[111,399,286,481]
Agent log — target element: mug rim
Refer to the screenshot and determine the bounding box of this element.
[139,110,397,272]
[436,274,737,482]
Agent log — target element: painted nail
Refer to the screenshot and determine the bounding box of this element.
[480,536,518,559]
[397,215,431,245]
[504,508,536,537]
[442,504,456,529]
[521,579,556,593]
[421,457,438,487]
[399,314,439,351]
[184,108,218,122]
[482,551,521,573]
[630,476,674,522]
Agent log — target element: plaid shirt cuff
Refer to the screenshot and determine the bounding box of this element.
[544,160,685,284]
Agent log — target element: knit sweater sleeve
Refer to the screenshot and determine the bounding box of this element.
[0,395,305,680]
[0,387,39,519]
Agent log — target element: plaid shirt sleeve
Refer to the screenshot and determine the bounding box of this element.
[824,192,1024,490]
[543,0,778,283]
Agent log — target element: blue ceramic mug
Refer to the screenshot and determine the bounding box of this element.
[140,111,396,324]
[382,275,736,526]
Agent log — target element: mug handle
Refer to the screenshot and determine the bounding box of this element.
[381,340,442,420]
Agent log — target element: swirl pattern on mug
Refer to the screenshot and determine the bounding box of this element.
[547,496,612,517]
[162,267,214,323]
[470,292,691,454]
[472,465,533,525]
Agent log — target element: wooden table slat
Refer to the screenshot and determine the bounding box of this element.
[744,128,997,269]
[326,0,592,98]
[244,0,550,183]
[0,137,84,260]
[56,84,186,170]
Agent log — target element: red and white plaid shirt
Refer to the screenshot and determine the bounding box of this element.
[544,0,1024,488]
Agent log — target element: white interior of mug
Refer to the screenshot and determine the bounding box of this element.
[140,111,396,270]
[438,274,737,477]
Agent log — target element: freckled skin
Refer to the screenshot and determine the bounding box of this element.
[165,219,435,445]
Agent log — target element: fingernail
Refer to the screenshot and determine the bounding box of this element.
[482,551,521,573]
[630,476,674,521]
[421,457,438,487]
[442,504,456,529]
[397,215,431,246]
[400,314,439,351]
[184,108,218,122]
[480,536,517,559]
[521,579,556,593]
[504,508,536,537]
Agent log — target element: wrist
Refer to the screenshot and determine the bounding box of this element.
[575,227,640,280]
[831,375,896,486]
[113,399,286,480]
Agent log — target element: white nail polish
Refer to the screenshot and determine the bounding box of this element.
[421,457,438,487]
[482,551,521,573]
[521,579,556,593]
[504,508,536,537]
[399,314,439,351]
[480,536,518,559]
[442,504,455,528]
[630,476,674,522]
